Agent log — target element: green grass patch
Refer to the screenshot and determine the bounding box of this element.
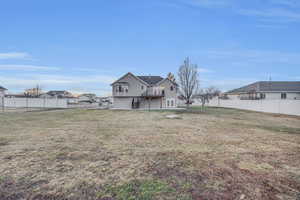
[98,179,189,200]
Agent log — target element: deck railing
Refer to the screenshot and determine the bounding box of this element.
[141,87,165,97]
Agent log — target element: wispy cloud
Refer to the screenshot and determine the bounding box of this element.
[269,0,300,7]
[202,49,300,65]
[255,24,286,29]
[0,52,31,60]
[183,0,233,8]
[0,64,60,71]
[238,8,300,23]
[0,74,117,95]
[167,0,300,26]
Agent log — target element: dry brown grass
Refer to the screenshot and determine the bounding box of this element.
[0,107,299,200]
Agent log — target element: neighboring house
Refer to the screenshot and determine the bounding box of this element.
[0,86,7,98]
[111,72,178,109]
[44,90,73,98]
[78,93,96,103]
[225,81,300,100]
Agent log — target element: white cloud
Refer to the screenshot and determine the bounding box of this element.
[0,64,60,71]
[0,74,117,95]
[201,78,258,92]
[0,52,31,60]
[198,67,213,73]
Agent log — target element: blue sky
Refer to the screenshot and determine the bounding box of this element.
[0,0,299,96]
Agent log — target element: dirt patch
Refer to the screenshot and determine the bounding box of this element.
[144,152,300,200]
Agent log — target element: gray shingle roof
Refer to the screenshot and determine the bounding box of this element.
[227,81,300,94]
[0,86,7,90]
[137,76,164,85]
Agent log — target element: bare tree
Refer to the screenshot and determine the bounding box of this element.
[178,57,200,107]
[196,86,221,111]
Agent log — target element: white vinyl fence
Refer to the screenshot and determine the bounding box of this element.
[1,97,68,109]
[206,99,300,116]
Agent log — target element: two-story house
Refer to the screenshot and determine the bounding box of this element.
[111,72,178,109]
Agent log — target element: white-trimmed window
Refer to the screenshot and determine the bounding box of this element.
[115,85,128,93]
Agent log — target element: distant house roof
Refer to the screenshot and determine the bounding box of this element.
[47,90,69,94]
[0,86,7,91]
[227,81,300,94]
[137,76,164,85]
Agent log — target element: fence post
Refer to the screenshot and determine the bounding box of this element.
[1,97,4,112]
[26,97,29,111]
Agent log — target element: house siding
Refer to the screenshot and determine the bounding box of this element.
[265,92,300,100]
[158,79,178,108]
[112,73,147,97]
[113,97,133,109]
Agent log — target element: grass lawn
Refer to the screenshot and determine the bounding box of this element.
[0,107,300,200]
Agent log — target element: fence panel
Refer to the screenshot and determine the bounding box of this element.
[3,98,68,108]
[207,99,300,116]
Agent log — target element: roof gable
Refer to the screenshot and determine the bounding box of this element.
[111,72,149,86]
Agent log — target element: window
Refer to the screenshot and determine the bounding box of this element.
[115,85,128,93]
[141,85,144,90]
[260,93,266,99]
[162,90,165,96]
[171,100,174,107]
[281,93,287,99]
[170,86,174,91]
[167,100,170,107]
